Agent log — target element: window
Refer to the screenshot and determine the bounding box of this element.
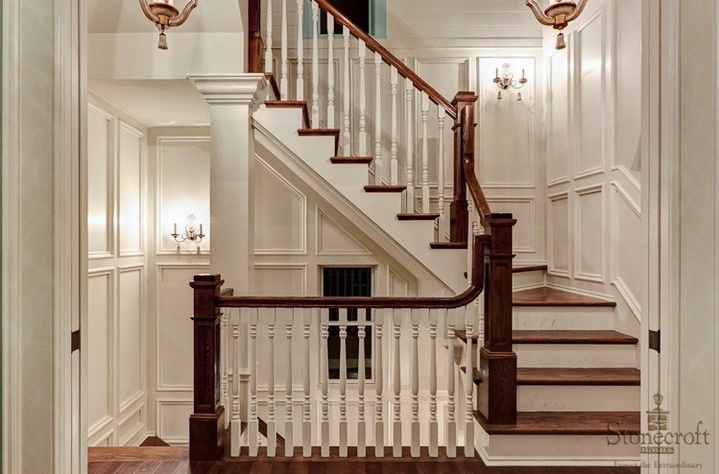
[323,267,373,380]
[304,0,386,38]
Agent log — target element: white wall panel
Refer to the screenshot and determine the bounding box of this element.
[255,158,307,255]
[157,137,211,254]
[478,58,535,189]
[88,105,113,257]
[548,193,570,276]
[576,14,605,177]
[157,265,207,392]
[118,266,144,407]
[87,270,113,434]
[611,182,641,314]
[119,122,144,255]
[487,197,536,254]
[156,400,194,444]
[316,210,370,256]
[254,264,307,297]
[574,185,605,282]
[547,49,570,186]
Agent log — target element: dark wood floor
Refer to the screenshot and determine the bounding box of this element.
[88,447,640,474]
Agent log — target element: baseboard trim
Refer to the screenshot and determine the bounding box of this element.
[476,446,641,467]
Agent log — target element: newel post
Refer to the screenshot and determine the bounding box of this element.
[189,274,226,461]
[478,214,518,425]
[450,92,477,243]
[248,0,263,72]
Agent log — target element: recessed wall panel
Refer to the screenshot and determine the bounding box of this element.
[88,106,113,256]
[487,197,536,254]
[577,15,604,176]
[548,49,570,185]
[87,271,113,432]
[548,194,570,275]
[118,267,143,406]
[119,123,144,255]
[575,186,605,281]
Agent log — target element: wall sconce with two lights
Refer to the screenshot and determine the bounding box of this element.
[171,214,206,255]
[493,63,528,101]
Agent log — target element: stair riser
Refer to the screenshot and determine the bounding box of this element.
[512,272,545,290]
[513,307,615,330]
[515,344,638,368]
[518,386,640,412]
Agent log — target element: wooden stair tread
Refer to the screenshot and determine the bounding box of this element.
[512,264,548,273]
[430,241,467,250]
[517,367,640,386]
[330,156,373,164]
[297,128,340,155]
[475,411,640,435]
[397,213,440,221]
[513,330,638,345]
[364,184,406,193]
[513,287,616,307]
[266,100,310,127]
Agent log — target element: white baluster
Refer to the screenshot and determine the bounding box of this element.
[358,40,367,156]
[321,309,330,457]
[437,107,446,218]
[392,309,402,457]
[405,79,415,212]
[249,308,259,457]
[375,309,386,457]
[342,26,351,154]
[220,308,229,425]
[390,67,399,185]
[327,12,335,128]
[428,309,439,457]
[303,309,312,457]
[339,309,348,457]
[231,309,241,456]
[295,0,304,101]
[264,0,273,73]
[280,0,288,100]
[446,308,456,458]
[410,309,420,457]
[268,308,277,457]
[311,2,320,127]
[374,52,383,184]
[464,305,475,457]
[285,308,295,457]
[357,308,367,457]
[421,92,430,214]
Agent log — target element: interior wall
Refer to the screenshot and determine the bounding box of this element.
[86,95,149,447]
[543,0,642,337]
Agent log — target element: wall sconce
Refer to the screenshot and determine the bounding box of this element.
[493,63,528,101]
[171,214,205,254]
[139,0,198,50]
[525,0,588,50]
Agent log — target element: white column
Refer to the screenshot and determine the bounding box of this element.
[446,309,456,458]
[342,27,352,154]
[358,40,368,156]
[390,67,399,185]
[311,2,320,127]
[327,11,336,128]
[420,92,430,213]
[284,308,295,457]
[392,309,402,457]
[302,309,312,457]
[375,309,387,457]
[428,309,439,457]
[280,0,289,99]
[374,52,383,184]
[265,0,274,73]
[410,309,420,457]
[295,0,304,101]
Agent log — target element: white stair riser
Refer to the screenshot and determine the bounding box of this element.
[515,344,638,368]
[512,271,545,290]
[513,307,615,330]
[518,385,640,412]
[476,427,640,466]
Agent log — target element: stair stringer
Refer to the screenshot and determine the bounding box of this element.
[254,106,467,292]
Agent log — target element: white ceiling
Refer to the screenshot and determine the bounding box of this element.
[88,0,244,34]
[89,80,210,127]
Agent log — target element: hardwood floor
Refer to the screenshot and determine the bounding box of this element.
[89,447,640,474]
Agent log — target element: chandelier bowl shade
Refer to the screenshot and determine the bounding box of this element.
[139,0,198,50]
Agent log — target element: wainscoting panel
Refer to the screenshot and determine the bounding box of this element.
[88,104,114,258]
[316,209,370,256]
[611,182,641,315]
[118,122,144,256]
[487,196,536,254]
[548,193,570,276]
[87,269,114,439]
[574,185,605,282]
[118,265,145,408]
[156,399,194,445]
[547,48,570,186]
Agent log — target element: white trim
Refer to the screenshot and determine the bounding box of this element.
[545,281,615,302]
[612,276,642,323]
[315,206,372,257]
[611,164,641,191]
[547,191,571,278]
[573,183,606,284]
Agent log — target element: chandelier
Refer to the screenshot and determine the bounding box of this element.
[139,0,198,50]
[525,0,588,50]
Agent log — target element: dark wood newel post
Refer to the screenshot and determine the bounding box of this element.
[450,91,478,243]
[189,274,226,461]
[248,0,262,73]
[478,214,517,425]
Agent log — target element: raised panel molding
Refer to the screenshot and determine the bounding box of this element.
[255,157,307,255]
[118,121,145,257]
[118,265,145,409]
[610,181,641,320]
[88,104,115,259]
[547,47,570,186]
[486,196,537,254]
[547,192,570,277]
[574,184,606,283]
[156,399,194,445]
[316,208,371,256]
[156,264,209,393]
[611,164,641,192]
[87,269,114,441]
[254,263,308,297]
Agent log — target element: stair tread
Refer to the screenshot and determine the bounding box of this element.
[512,264,548,274]
[475,411,640,435]
[397,213,440,221]
[513,287,616,307]
[364,185,406,193]
[517,367,640,386]
[430,241,467,249]
[513,330,638,345]
[454,329,637,345]
[297,128,340,155]
[330,156,373,164]
[265,100,310,128]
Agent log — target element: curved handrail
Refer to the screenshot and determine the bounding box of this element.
[460,105,492,222]
[214,234,487,309]
[312,0,457,120]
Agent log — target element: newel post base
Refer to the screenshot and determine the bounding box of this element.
[478,348,517,425]
[189,274,226,461]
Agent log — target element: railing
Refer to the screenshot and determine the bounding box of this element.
[185,0,517,461]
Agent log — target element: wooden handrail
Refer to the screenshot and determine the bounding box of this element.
[312,0,457,120]
[214,234,488,309]
[460,104,492,222]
